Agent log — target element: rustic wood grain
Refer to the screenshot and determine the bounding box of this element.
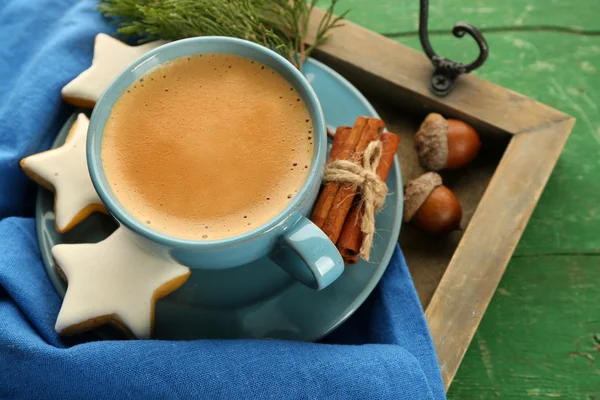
[426,117,574,388]
[307,8,571,136]
[308,9,576,391]
[448,255,600,399]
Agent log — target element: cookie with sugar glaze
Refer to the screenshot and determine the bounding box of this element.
[61,33,167,108]
[20,113,107,233]
[52,226,191,339]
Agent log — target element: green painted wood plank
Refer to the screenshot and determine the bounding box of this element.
[317,0,600,34]
[448,255,600,399]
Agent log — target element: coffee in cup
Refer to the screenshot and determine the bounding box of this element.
[101,53,314,240]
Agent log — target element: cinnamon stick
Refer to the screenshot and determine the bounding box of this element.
[321,117,385,243]
[310,126,353,228]
[337,132,400,264]
[311,119,375,228]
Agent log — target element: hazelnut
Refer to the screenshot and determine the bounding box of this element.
[415,113,481,170]
[403,172,462,234]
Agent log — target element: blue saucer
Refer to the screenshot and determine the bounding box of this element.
[36,58,403,341]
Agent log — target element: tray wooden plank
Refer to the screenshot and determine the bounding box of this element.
[307,9,575,390]
[425,117,573,387]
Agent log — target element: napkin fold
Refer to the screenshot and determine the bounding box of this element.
[0,1,445,398]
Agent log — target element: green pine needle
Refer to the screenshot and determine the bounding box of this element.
[97,0,348,69]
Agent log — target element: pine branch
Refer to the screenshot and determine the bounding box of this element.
[97,0,348,69]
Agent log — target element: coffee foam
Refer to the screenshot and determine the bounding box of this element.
[101,53,314,240]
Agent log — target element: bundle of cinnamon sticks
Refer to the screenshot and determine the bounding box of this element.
[310,116,400,264]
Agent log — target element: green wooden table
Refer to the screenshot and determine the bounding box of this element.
[317,0,600,398]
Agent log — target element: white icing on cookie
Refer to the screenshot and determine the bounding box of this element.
[21,114,103,232]
[61,33,167,107]
[53,226,191,339]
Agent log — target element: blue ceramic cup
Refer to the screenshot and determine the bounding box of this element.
[87,37,344,290]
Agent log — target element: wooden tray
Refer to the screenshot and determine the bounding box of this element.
[308,10,575,390]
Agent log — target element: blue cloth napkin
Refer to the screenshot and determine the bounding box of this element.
[0,1,445,398]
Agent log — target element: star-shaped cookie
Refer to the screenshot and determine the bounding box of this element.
[62,33,167,108]
[52,226,191,339]
[20,113,107,233]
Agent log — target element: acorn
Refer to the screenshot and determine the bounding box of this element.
[403,172,462,234]
[415,113,481,171]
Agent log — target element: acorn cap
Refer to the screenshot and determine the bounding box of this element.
[415,113,448,171]
[403,172,443,222]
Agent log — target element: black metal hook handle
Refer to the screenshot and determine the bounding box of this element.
[419,0,489,96]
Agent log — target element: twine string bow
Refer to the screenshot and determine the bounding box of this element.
[323,140,388,261]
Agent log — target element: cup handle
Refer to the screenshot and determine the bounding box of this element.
[270,215,345,290]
